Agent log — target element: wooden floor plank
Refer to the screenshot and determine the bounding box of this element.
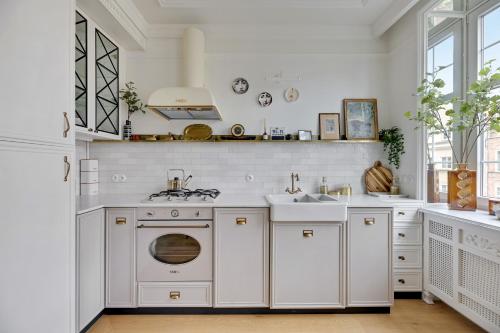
[87,300,485,333]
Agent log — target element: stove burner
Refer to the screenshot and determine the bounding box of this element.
[148,189,220,201]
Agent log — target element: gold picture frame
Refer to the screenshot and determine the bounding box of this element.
[343,99,378,140]
[319,113,341,140]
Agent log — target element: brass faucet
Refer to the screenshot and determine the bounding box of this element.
[285,173,302,194]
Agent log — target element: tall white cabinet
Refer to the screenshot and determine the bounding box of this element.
[0,1,76,333]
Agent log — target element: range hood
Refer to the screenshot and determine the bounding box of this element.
[148,27,221,120]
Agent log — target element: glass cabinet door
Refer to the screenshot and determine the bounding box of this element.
[95,29,119,135]
[150,234,201,265]
[75,12,87,128]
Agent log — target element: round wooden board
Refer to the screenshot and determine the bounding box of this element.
[365,161,393,193]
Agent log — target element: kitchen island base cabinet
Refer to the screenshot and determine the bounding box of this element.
[214,208,269,308]
[348,209,393,307]
[271,222,345,309]
[106,209,136,308]
[77,209,105,331]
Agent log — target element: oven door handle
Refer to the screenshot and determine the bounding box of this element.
[137,224,210,229]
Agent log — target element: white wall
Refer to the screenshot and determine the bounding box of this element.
[125,32,390,137]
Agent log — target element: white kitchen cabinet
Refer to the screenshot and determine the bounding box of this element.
[347,209,393,307]
[106,208,136,308]
[0,144,75,333]
[214,208,269,308]
[77,209,105,331]
[0,0,75,146]
[271,222,345,309]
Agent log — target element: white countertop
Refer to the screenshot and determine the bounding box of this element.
[76,193,423,215]
[422,204,500,232]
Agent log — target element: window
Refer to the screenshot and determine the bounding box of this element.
[441,156,452,169]
[478,4,500,198]
[441,185,448,193]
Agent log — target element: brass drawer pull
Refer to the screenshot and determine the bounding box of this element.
[398,256,406,261]
[236,217,247,225]
[364,218,375,225]
[398,279,406,284]
[63,112,70,138]
[64,156,71,182]
[116,217,127,225]
[170,291,180,300]
[398,233,406,238]
[398,211,406,216]
[303,230,313,237]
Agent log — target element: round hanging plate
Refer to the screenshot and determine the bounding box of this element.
[365,161,393,193]
[258,92,273,107]
[230,124,245,137]
[284,87,299,102]
[183,124,213,141]
[232,78,249,94]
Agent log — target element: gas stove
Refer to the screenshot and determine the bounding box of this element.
[146,189,221,203]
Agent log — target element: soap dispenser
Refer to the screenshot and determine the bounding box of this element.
[320,177,328,194]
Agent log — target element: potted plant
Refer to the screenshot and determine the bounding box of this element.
[379,127,405,170]
[119,82,147,140]
[405,62,500,210]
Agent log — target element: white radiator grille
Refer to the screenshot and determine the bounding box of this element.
[429,238,453,297]
[429,219,453,240]
[459,249,500,308]
[459,293,500,328]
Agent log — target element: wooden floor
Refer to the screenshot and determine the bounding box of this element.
[88,300,484,333]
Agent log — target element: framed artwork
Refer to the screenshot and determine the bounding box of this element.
[343,99,378,140]
[298,130,312,141]
[319,113,340,140]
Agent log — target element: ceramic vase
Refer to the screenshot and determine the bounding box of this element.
[123,120,132,140]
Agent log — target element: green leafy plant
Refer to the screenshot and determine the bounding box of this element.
[379,127,405,169]
[119,82,147,121]
[405,61,500,165]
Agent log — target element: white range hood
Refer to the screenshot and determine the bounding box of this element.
[148,27,221,120]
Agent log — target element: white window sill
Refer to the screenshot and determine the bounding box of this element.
[422,203,500,232]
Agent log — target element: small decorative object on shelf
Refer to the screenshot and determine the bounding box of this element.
[183,124,213,141]
[344,99,378,140]
[232,77,249,94]
[379,127,405,169]
[270,127,285,140]
[262,119,269,140]
[284,87,299,102]
[406,61,500,211]
[119,81,147,140]
[298,130,312,141]
[488,199,500,215]
[258,92,273,107]
[319,113,340,140]
[230,124,245,137]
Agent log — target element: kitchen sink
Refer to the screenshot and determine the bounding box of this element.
[266,194,347,222]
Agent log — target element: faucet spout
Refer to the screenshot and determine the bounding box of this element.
[285,173,302,194]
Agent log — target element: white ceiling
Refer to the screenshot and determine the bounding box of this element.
[132,0,396,26]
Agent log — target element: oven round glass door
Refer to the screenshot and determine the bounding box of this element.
[149,233,201,265]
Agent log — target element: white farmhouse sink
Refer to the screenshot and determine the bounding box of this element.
[266,194,347,222]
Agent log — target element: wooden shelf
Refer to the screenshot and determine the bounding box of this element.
[94,134,381,144]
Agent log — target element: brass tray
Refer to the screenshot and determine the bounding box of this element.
[183,124,213,141]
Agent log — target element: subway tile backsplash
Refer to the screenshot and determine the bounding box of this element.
[90,142,385,195]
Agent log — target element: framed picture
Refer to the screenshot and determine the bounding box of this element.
[343,99,378,140]
[319,113,340,140]
[298,130,312,141]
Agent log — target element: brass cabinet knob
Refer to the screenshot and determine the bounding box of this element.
[398,279,406,284]
[398,233,406,237]
[303,230,314,237]
[364,218,375,225]
[169,291,180,300]
[147,212,154,216]
[236,217,247,225]
[398,256,406,261]
[398,211,406,216]
[116,217,127,225]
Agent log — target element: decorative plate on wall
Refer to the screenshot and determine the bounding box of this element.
[230,124,245,137]
[258,92,273,107]
[284,87,299,102]
[232,77,249,94]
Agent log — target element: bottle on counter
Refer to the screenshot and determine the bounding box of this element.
[320,177,328,194]
[390,176,400,195]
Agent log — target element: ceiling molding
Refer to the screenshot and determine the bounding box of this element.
[158,0,369,9]
[372,0,420,37]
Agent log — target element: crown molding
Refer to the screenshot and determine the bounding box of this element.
[372,0,421,37]
[158,0,369,9]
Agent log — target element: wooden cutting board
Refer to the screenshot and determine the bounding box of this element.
[365,161,393,193]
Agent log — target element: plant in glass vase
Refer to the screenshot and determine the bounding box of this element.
[405,62,500,210]
[119,82,147,140]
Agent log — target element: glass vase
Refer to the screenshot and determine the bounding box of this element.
[447,163,476,211]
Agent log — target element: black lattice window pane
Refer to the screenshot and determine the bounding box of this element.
[75,11,87,127]
[95,29,119,135]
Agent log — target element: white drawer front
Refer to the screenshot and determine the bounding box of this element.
[393,224,422,245]
[393,246,422,268]
[393,270,422,291]
[394,207,419,222]
[138,282,212,307]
